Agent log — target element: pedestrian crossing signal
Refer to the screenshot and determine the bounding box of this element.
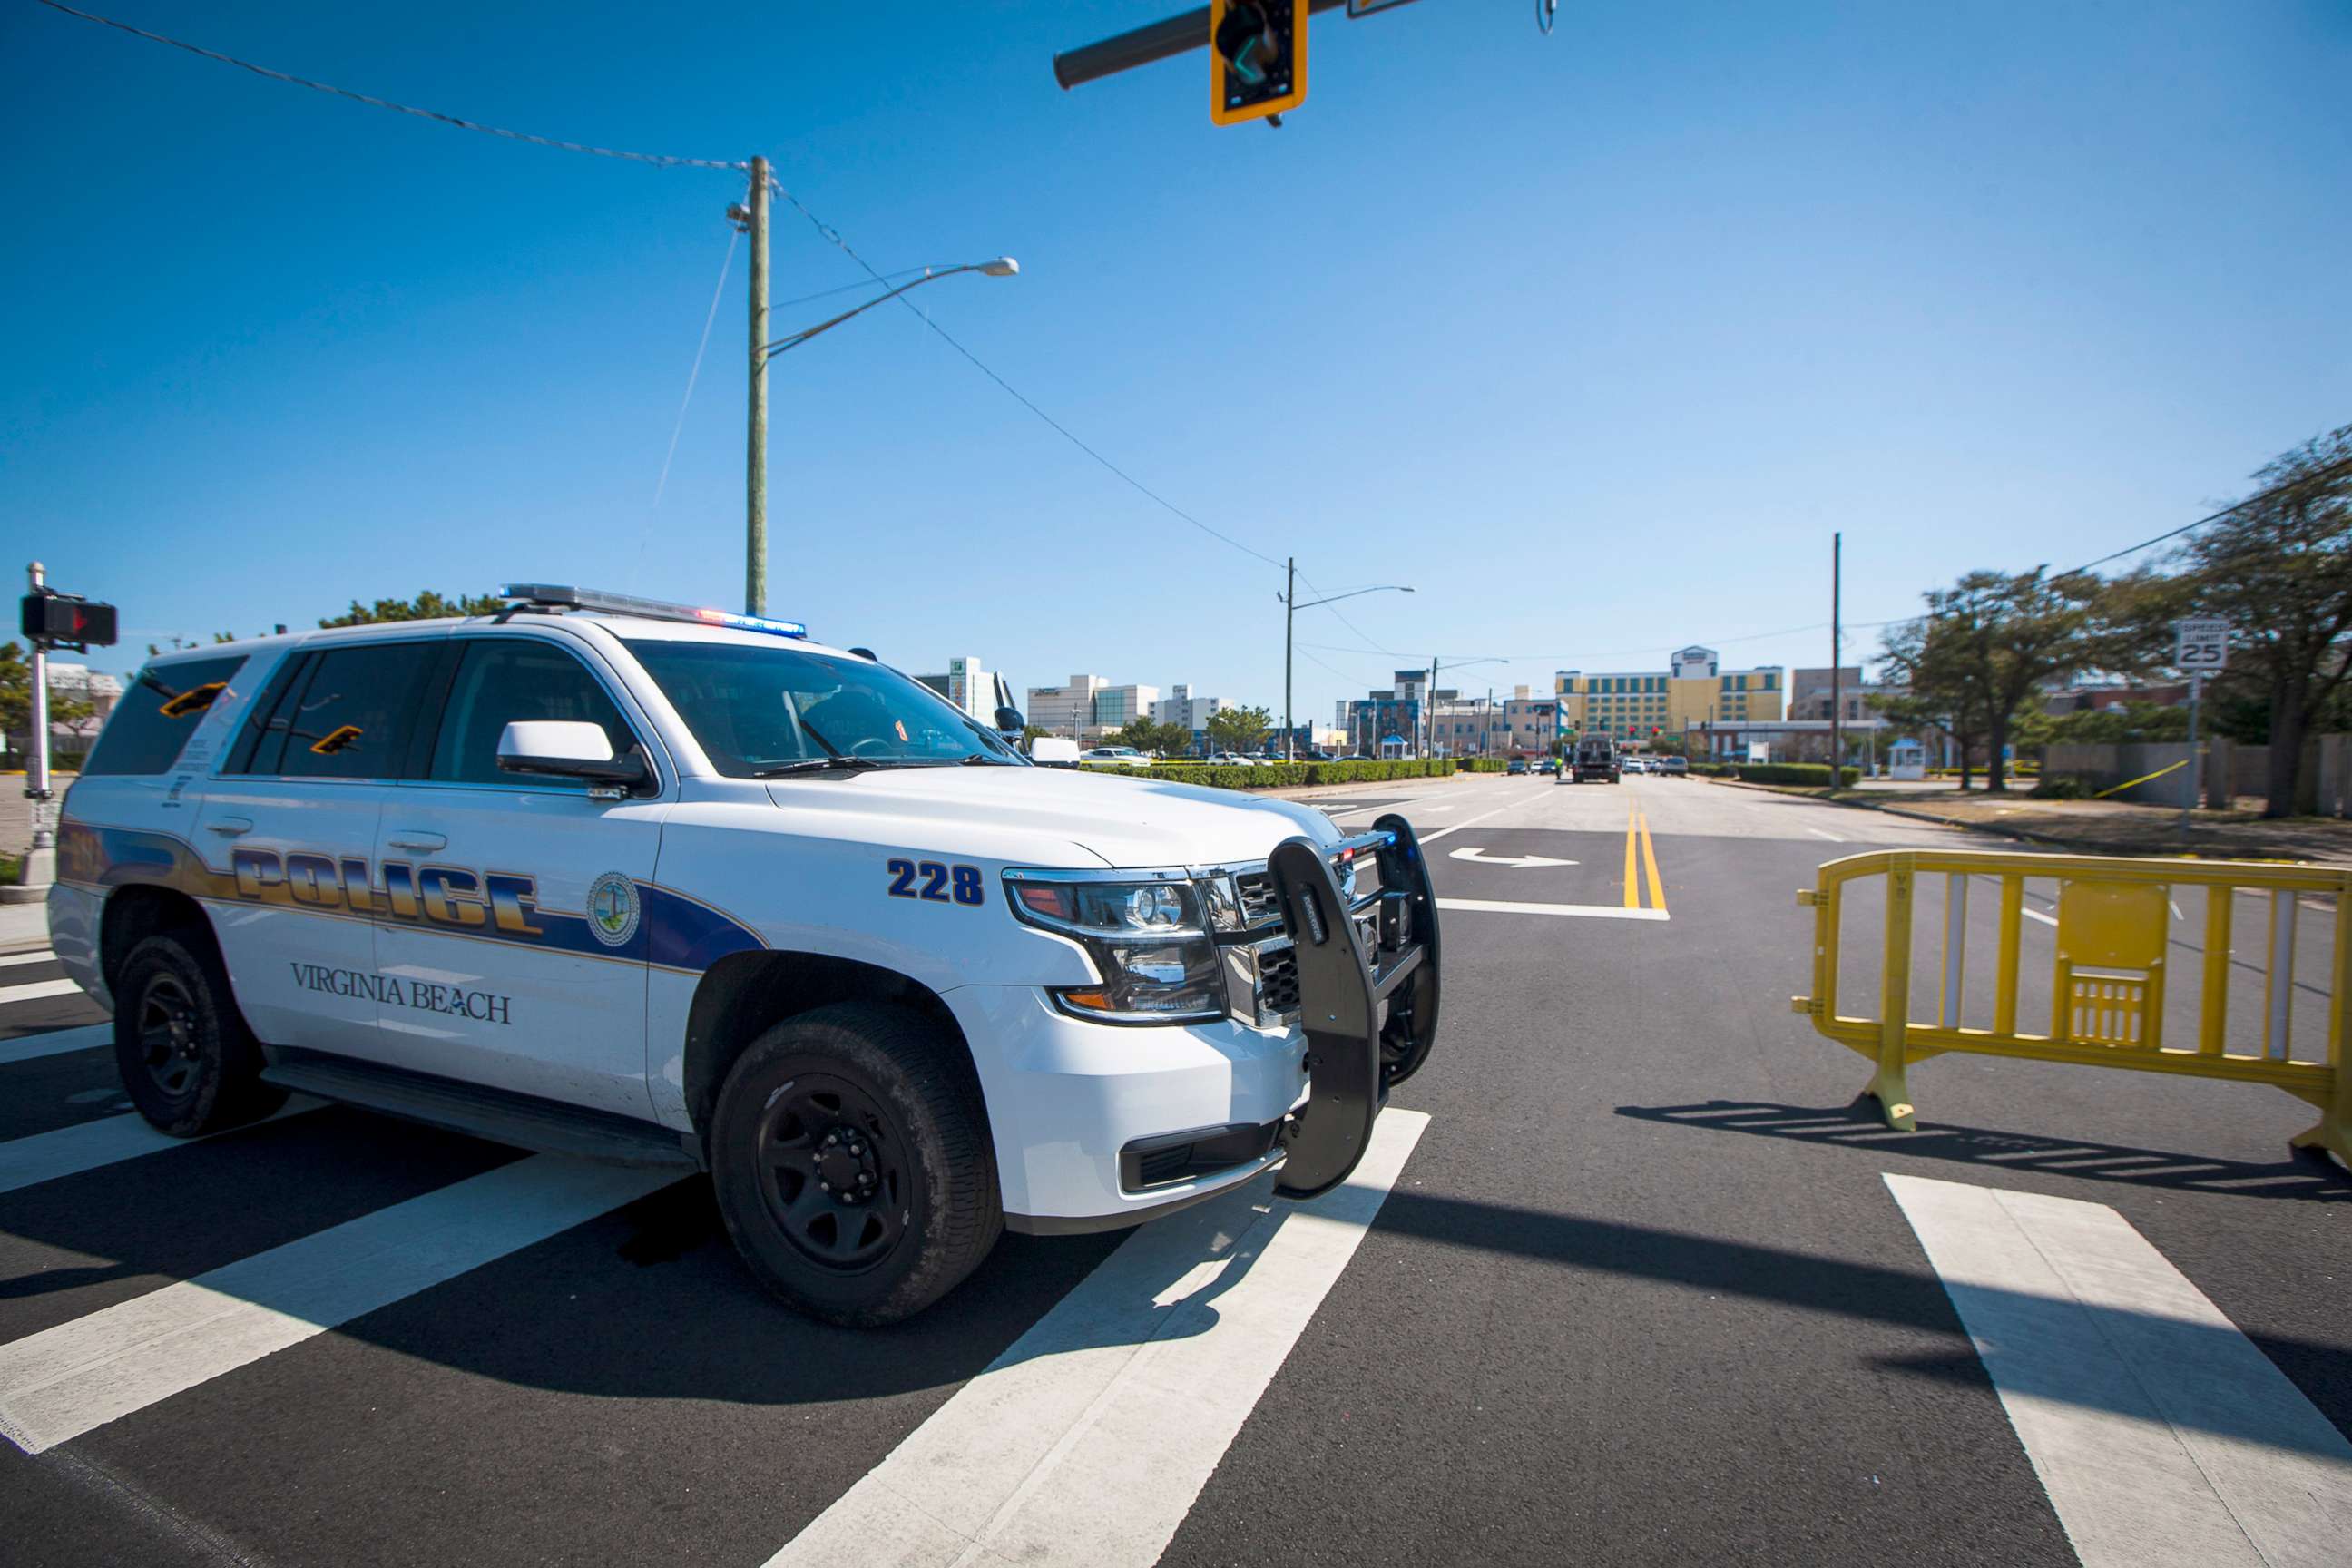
[20,591,117,649]
[1210,0,1307,126]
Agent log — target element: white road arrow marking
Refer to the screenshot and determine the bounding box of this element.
[1448,847,1577,869]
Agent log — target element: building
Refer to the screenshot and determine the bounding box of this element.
[1024,674,1160,743]
[1152,684,1227,733]
[914,656,994,719]
[1343,670,1443,757]
[1555,645,1785,746]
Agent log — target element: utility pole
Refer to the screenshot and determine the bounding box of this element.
[1283,556,1296,761]
[1426,656,1439,759]
[743,156,770,616]
[1829,531,1843,780]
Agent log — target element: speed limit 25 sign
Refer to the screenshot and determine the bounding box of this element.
[2175,618,2230,671]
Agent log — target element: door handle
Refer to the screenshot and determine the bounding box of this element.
[206,817,254,838]
[386,830,447,852]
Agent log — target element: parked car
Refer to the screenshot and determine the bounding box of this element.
[1506,758,1528,776]
[1537,758,1558,774]
[1658,756,1689,776]
[1078,746,1149,767]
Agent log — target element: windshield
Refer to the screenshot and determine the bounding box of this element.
[623,639,1021,775]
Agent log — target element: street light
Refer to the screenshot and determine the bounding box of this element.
[760,259,1020,358]
[744,257,1019,612]
[1277,561,1414,760]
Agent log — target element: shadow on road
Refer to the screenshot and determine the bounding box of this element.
[1612,1097,2351,1203]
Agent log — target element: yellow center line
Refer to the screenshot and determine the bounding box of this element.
[1622,803,1640,908]
[1638,808,1667,912]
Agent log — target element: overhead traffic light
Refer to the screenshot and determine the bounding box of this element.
[20,590,116,650]
[1210,0,1307,126]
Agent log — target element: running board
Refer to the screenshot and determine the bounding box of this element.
[260,1049,699,1170]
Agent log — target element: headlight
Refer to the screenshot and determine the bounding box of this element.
[1005,871,1225,1024]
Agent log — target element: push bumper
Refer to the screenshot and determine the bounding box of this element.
[1265,813,1441,1197]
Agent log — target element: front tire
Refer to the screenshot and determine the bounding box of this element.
[113,933,287,1137]
[710,1004,1001,1326]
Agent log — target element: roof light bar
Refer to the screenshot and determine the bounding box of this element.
[499,584,808,640]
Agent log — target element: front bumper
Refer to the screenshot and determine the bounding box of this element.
[946,815,1443,1227]
[940,984,1308,1226]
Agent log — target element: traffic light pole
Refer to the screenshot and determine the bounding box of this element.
[21,561,54,897]
[1829,531,1842,779]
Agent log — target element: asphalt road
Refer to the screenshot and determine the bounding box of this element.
[2,775,2347,1566]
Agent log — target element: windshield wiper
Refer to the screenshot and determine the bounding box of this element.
[750,756,887,779]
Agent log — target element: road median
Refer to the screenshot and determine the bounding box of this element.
[1700,775,2352,867]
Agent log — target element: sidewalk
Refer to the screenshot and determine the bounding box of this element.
[1722,779,2352,867]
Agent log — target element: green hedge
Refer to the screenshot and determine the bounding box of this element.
[1732,763,1861,787]
[1690,761,1737,777]
[1460,758,1509,773]
[1095,759,1457,790]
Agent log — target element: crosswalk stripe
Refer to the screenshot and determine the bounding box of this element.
[0,978,86,1006]
[0,1024,113,1066]
[0,1154,672,1455]
[766,1109,1429,1568]
[0,1099,319,1198]
[0,950,58,970]
[1886,1173,2352,1568]
[1437,897,1669,921]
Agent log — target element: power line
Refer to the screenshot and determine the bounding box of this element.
[2061,450,2352,576]
[30,0,744,171]
[769,184,1290,572]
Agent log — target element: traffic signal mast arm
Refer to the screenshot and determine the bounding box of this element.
[1054,0,1349,90]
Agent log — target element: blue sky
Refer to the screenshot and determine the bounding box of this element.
[4,1,2347,722]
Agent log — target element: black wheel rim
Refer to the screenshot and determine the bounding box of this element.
[754,1072,908,1273]
[136,973,203,1100]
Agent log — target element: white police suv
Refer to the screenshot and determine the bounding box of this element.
[50,585,1441,1324]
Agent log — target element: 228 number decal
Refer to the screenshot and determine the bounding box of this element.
[886,858,985,906]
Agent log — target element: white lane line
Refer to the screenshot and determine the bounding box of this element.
[1886,1173,2352,1568]
[767,1111,1430,1568]
[1416,799,1528,845]
[0,951,57,970]
[0,1154,671,1454]
[0,1100,321,1199]
[2023,907,2058,927]
[1806,826,1847,842]
[0,1024,113,1066]
[1437,897,1670,922]
[0,979,86,1006]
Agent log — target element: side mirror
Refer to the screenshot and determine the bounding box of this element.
[994,705,1025,742]
[496,720,651,794]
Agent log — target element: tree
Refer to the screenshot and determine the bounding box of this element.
[1877,569,2110,793]
[0,640,97,748]
[1102,716,1192,755]
[2168,424,2352,818]
[320,590,506,627]
[1205,704,1273,755]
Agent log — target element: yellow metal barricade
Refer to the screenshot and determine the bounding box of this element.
[1793,849,2351,1170]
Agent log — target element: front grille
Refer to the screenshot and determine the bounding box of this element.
[1234,870,1281,926]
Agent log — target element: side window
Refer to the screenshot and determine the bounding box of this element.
[82,654,249,777]
[271,643,437,780]
[426,641,638,786]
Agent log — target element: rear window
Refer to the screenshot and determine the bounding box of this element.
[82,655,249,777]
[241,642,438,779]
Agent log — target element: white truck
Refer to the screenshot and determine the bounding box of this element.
[48,585,1441,1324]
